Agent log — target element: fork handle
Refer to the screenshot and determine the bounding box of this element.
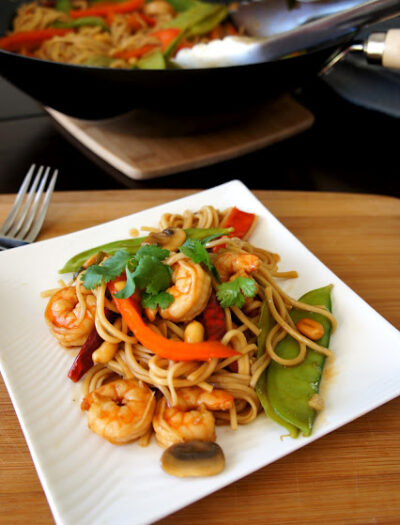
[0,237,30,249]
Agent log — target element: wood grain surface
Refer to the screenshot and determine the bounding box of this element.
[47,95,314,181]
[0,189,399,525]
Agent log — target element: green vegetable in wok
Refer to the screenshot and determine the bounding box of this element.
[52,17,110,32]
[55,0,72,13]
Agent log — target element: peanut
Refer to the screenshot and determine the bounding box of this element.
[184,321,204,343]
[83,252,101,268]
[144,0,175,17]
[296,317,324,341]
[113,280,126,292]
[92,341,119,364]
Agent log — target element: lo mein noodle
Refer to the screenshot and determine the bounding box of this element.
[43,205,336,474]
[2,0,241,69]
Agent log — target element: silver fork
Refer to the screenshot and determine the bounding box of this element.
[0,165,58,250]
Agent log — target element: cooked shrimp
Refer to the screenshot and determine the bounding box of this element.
[160,259,211,322]
[215,252,260,282]
[81,379,156,445]
[176,386,234,412]
[44,286,96,347]
[153,399,215,448]
[153,387,234,448]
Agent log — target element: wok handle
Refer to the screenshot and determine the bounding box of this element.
[365,29,400,69]
[321,29,400,76]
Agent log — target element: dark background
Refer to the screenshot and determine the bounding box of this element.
[0,73,399,197]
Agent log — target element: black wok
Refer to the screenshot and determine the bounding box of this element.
[0,0,397,119]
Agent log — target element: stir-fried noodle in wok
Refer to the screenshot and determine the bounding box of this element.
[1,0,241,69]
[43,205,336,474]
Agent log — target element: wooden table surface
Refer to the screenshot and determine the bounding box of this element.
[1,189,399,525]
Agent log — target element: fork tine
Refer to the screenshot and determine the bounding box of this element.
[7,165,45,238]
[24,169,58,243]
[0,164,35,235]
[18,167,50,239]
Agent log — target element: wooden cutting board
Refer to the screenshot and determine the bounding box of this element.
[47,95,314,180]
[0,189,399,525]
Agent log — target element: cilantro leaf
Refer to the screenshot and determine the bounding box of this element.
[216,277,257,308]
[114,264,136,299]
[82,249,131,289]
[80,265,107,289]
[136,244,169,261]
[237,277,258,297]
[80,246,174,309]
[142,291,174,310]
[179,239,220,280]
[132,255,172,295]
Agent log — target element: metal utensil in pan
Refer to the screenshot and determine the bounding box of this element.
[177,0,400,67]
[0,0,399,119]
[321,27,400,73]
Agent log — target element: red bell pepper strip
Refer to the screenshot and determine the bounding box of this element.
[198,290,226,341]
[0,28,73,52]
[139,13,157,27]
[127,12,145,31]
[175,39,194,53]
[68,309,116,382]
[108,281,239,361]
[209,24,223,40]
[222,207,257,238]
[127,12,157,30]
[69,0,144,19]
[225,22,238,36]
[114,28,180,58]
[150,28,181,51]
[106,12,115,25]
[213,207,257,252]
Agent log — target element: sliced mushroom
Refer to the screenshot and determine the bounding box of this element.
[144,0,175,16]
[161,440,225,477]
[143,228,186,252]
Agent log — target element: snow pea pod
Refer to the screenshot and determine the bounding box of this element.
[55,0,71,13]
[163,1,221,32]
[137,50,166,69]
[257,285,333,437]
[256,301,300,437]
[165,0,196,12]
[52,17,110,32]
[187,7,228,37]
[162,2,222,58]
[83,55,115,67]
[59,227,232,274]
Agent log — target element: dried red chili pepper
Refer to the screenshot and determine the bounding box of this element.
[198,291,226,341]
[68,309,116,382]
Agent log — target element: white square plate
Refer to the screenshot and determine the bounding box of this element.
[1,180,399,525]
